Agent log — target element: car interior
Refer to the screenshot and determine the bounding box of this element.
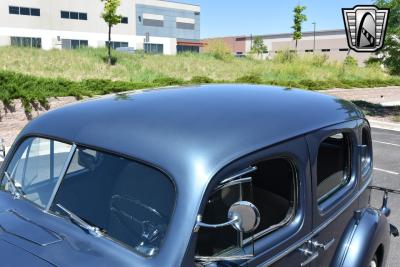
[195,158,296,257]
[50,148,175,256]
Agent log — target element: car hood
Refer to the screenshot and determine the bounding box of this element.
[0,192,151,267]
[0,239,54,266]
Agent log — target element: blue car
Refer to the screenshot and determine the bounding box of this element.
[0,85,398,267]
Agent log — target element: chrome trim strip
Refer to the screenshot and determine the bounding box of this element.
[45,144,76,211]
[219,166,257,185]
[258,176,372,266]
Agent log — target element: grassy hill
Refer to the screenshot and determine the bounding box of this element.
[0,46,399,112]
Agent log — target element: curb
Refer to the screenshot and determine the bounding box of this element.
[369,120,400,132]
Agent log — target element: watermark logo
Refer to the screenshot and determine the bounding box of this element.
[342,5,389,52]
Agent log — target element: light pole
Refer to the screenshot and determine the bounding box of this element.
[312,22,316,54]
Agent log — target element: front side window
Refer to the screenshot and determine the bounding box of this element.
[317,133,351,202]
[1,139,175,257]
[1,137,72,208]
[195,158,296,261]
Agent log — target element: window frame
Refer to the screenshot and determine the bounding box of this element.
[316,132,352,204]
[306,121,359,221]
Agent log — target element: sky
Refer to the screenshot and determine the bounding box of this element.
[178,0,376,38]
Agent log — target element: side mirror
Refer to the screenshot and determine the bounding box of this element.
[194,201,260,233]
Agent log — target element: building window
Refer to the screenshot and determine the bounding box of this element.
[143,19,163,27]
[194,12,200,15]
[305,49,314,53]
[61,11,87,21]
[339,48,349,52]
[121,17,128,24]
[177,45,199,53]
[106,41,129,49]
[317,133,351,203]
[62,39,88,49]
[321,49,331,52]
[176,22,195,30]
[11,37,42,48]
[9,6,40,16]
[144,43,164,54]
[138,16,142,22]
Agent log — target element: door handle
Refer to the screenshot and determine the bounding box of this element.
[312,238,335,251]
[299,248,319,266]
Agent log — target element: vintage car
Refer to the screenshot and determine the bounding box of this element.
[0,84,398,267]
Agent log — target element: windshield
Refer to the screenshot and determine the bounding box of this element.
[1,137,176,257]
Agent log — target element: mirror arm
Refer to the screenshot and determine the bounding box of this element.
[193,215,238,232]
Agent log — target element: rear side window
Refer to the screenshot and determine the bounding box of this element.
[361,128,372,177]
[317,133,351,203]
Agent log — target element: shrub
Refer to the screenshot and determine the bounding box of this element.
[343,56,358,67]
[273,49,298,63]
[310,54,329,67]
[235,74,262,84]
[204,39,233,61]
[190,76,214,84]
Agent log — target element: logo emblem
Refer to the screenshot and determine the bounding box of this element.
[342,5,390,52]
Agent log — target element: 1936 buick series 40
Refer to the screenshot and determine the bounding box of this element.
[0,85,398,267]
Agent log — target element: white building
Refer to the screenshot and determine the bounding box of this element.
[0,0,201,55]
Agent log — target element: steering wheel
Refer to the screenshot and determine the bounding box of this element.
[110,194,167,246]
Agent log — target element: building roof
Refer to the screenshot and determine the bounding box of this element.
[21,85,362,182]
[231,29,346,41]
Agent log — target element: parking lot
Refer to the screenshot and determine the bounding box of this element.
[370,128,400,267]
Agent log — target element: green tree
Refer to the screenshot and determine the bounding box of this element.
[251,36,268,55]
[375,0,400,75]
[101,0,122,65]
[291,5,307,49]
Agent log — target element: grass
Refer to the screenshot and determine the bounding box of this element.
[1,46,399,86]
[1,46,400,114]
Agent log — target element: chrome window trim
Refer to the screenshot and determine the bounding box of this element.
[45,143,76,211]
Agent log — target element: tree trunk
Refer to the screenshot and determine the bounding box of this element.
[295,39,298,50]
[108,25,112,65]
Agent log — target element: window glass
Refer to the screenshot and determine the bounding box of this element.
[121,17,128,24]
[144,43,164,54]
[20,7,30,15]
[10,37,41,48]
[361,128,372,177]
[70,12,79,20]
[1,137,72,208]
[9,6,19,14]
[30,8,40,16]
[317,133,351,202]
[61,11,69,19]
[79,13,87,20]
[50,147,175,257]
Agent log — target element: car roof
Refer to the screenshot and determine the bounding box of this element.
[20,84,363,183]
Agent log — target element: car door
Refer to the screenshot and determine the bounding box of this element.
[244,136,313,267]
[306,120,361,267]
[192,136,315,267]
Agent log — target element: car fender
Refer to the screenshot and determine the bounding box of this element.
[331,208,390,267]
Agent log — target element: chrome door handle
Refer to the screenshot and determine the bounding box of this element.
[312,238,335,251]
[299,248,319,266]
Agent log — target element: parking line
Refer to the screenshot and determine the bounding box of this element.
[374,168,400,175]
[373,140,400,148]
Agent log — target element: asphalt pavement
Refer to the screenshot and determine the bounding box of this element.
[370,128,400,267]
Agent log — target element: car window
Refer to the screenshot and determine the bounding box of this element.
[1,137,72,208]
[317,133,351,203]
[195,158,296,259]
[49,147,175,257]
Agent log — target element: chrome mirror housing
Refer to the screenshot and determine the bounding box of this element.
[194,201,260,233]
